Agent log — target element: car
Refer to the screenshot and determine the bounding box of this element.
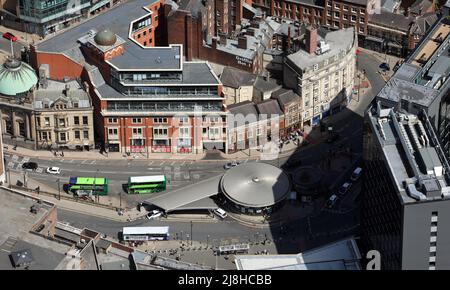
[350,167,362,181]
[213,208,228,219]
[2,32,17,42]
[147,210,163,220]
[46,167,61,174]
[326,133,340,143]
[338,182,352,196]
[224,161,240,169]
[379,62,390,71]
[22,162,38,170]
[326,194,339,209]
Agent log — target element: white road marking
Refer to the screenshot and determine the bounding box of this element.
[21,157,30,163]
[170,161,176,166]
[81,160,88,164]
[12,155,18,161]
[180,161,186,166]
[7,162,14,168]
[148,161,154,166]
[36,168,43,173]
[160,161,165,166]
[89,160,96,165]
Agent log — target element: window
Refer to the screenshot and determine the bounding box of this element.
[360,8,365,14]
[132,118,142,123]
[202,128,207,136]
[351,15,356,22]
[74,116,80,125]
[360,17,365,23]
[154,128,168,136]
[108,118,118,123]
[59,118,66,127]
[82,116,88,125]
[179,127,189,137]
[351,7,357,13]
[334,11,340,18]
[343,14,348,20]
[108,128,118,135]
[143,41,147,46]
[179,116,189,123]
[83,130,89,139]
[36,118,41,127]
[343,5,349,11]
[73,102,79,108]
[59,132,66,142]
[334,3,340,9]
[74,130,80,139]
[133,128,142,135]
[313,64,319,71]
[45,117,50,126]
[153,117,167,123]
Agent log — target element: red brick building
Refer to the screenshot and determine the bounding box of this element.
[31,0,227,155]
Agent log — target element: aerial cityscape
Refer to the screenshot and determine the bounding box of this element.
[0,0,448,273]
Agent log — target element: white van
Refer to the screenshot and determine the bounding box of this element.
[213,208,228,219]
[350,167,363,181]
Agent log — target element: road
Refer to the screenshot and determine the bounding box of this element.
[4,49,386,255]
[0,35,26,56]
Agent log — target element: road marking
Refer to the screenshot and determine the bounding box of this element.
[81,160,88,164]
[36,168,43,173]
[16,164,22,170]
[244,159,249,164]
[89,160,96,165]
[148,161,154,166]
[22,157,30,163]
[190,161,193,165]
[180,161,186,166]
[160,161,165,166]
[7,162,14,168]
[12,155,18,161]
[170,161,176,166]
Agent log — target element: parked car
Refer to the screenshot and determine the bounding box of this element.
[350,167,362,181]
[326,194,339,209]
[2,32,17,42]
[379,62,390,71]
[22,162,38,170]
[213,208,228,219]
[224,161,240,169]
[46,167,61,174]
[326,133,340,143]
[338,182,352,196]
[147,210,163,220]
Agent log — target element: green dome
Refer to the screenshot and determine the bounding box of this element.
[0,59,38,96]
[94,29,117,46]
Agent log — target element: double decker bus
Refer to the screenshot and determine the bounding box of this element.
[122,226,170,241]
[127,175,166,194]
[68,177,109,196]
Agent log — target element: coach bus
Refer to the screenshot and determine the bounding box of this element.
[122,226,170,241]
[127,175,167,194]
[68,177,109,196]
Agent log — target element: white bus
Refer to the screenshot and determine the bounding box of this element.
[122,226,170,241]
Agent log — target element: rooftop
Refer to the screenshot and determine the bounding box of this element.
[235,237,361,270]
[36,0,183,71]
[220,67,257,89]
[377,17,450,107]
[34,79,92,109]
[220,163,290,208]
[367,107,450,204]
[369,11,413,31]
[286,27,356,71]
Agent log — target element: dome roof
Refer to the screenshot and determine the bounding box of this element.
[94,29,117,46]
[0,58,38,96]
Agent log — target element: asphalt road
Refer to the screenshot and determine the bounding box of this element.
[0,36,26,56]
[4,48,386,253]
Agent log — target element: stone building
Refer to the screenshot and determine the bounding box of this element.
[0,58,38,148]
[33,79,95,151]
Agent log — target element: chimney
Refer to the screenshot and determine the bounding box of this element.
[238,36,247,49]
[305,26,317,54]
[219,34,227,45]
[64,84,70,97]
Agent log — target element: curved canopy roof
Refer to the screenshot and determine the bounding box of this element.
[0,59,37,96]
[220,163,290,208]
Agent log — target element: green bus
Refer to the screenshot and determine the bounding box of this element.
[128,175,167,194]
[68,177,109,196]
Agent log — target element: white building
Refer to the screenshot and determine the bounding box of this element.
[283,27,357,127]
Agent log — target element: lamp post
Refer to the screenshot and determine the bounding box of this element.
[57,178,61,200]
[190,221,193,246]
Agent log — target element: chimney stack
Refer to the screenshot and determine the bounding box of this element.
[238,36,247,49]
[305,26,317,54]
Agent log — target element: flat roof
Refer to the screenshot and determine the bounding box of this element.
[129,175,166,183]
[143,175,222,212]
[220,163,290,208]
[367,108,450,203]
[36,0,183,71]
[235,237,361,270]
[123,226,169,235]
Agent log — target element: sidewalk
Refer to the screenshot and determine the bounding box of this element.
[0,25,42,45]
[5,171,146,222]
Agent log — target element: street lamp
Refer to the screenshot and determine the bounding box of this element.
[57,178,61,200]
[190,221,193,246]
